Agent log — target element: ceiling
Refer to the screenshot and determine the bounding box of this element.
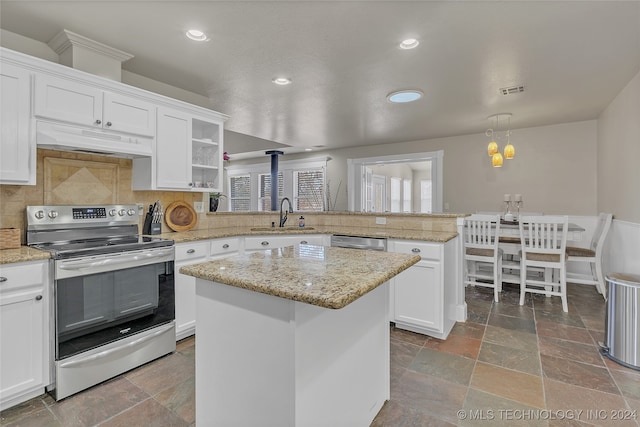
[2,1,639,157]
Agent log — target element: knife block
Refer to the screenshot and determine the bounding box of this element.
[143,212,162,235]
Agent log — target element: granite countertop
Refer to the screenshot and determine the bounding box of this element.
[0,246,51,265]
[160,225,457,244]
[1,225,456,264]
[180,244,420,309]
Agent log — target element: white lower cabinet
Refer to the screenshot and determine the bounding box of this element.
[174,238,240,341]
[389,239,457,340]
[0,260,50,411]
[174,241,210,340]
[244,234,328,252]
[209,237,240,260]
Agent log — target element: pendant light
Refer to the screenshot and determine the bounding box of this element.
[486,113,515,167]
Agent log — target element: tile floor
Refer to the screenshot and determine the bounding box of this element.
[2,283,639,427]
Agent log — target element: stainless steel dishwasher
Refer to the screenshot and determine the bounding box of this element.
[330,235,387,251]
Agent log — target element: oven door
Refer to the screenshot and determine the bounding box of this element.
[54,247,174,360]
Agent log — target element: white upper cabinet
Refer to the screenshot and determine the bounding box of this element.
[0,61,34,185]
[133,111,225,192]
[102,92,156,137]
[34,74,156,137]
[190,116,223,192]
[155,107,192,190]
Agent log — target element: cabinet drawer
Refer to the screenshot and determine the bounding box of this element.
[244,236,279,251]
[0,261,47,294]
[175,241,210,262]
[391,240,442,260]
[210,238,240,256]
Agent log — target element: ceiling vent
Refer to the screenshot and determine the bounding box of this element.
[500,85,525,96]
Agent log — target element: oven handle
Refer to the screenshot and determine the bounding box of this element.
[58,323,175,368]
[58,248,174,271]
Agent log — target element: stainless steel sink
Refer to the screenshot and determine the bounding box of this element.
[250,226,315,232]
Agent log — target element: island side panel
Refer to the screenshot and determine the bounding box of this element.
[195,278,390,427]
[195,279,296,426]
[294,283,389,427]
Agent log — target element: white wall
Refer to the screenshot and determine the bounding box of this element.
[241,120,598,215]
[598,69,640,276]
[597,70,640,224]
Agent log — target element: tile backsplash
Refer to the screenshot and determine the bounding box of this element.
[0,149,203,243]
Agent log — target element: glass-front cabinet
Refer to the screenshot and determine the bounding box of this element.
[191,117,222,192]
[133,109,225,192]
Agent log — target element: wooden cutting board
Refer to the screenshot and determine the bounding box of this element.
[165,201,197,232]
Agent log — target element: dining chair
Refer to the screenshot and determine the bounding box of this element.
[463,214,503,302]
[519,215,569,312]
[566,213,612,298]
[496,212,544,283]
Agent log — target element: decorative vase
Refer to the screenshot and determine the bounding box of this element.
[209,197,219,212]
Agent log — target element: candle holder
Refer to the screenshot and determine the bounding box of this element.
[515,201,522,221]
[503,200,513,221]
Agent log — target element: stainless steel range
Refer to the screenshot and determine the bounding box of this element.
[26,205,176,401]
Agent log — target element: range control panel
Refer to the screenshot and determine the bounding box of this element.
[26,205,140,228]
[72,207,107,219]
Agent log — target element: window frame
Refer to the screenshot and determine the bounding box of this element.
[225,157,328,212]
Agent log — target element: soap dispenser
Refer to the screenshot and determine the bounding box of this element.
[298,216,305,228]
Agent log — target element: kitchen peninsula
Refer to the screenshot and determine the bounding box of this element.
[180,244,420,426]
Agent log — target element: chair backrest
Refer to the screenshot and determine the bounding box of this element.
[519,215,569,257]
[464,214,501,252]
[591,213,613,253]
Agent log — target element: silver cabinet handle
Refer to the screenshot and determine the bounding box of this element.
[95,119,102,125]
[222,244,229,249]
[300,240,308,244]
[35,295,43,301]
[411,248,421,253]
[186,249,196,254]
[261,241,269,246]
[0,277,7,282]
[105,121,112,127]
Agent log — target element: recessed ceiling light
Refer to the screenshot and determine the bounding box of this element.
[304,148,313,152]
[387,90,423,103]
[272,77,292,85]
[400,38,419,49]
[186,29,208,41]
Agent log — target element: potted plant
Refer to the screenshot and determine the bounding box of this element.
[209,192,226,212]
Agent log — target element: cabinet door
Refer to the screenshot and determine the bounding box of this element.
[0,287,46,408]
[34,74,102,127]
[174,269,197,340]
[394,260,442,331]
[0,62,34,184]
[103,92,155,137]
[175,241,209,340]
[156,107,192,190]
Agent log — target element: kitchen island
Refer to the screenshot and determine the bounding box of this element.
[180,244,420,427]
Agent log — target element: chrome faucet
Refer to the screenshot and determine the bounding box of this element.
[279,197,293,227]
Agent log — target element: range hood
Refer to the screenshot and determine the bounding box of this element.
[36,121,153,158]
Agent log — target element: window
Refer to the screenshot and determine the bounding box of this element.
[229,175,251,212]
[390,177,401,213]
[403,179,412,212]
[258,173,284,211]
[420,180,433,213]
[226,157,327,212]
[294,170,325,211]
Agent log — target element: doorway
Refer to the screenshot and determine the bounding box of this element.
[347,151,443,213]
